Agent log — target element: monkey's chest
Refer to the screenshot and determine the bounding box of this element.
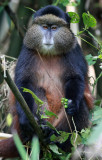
[35,56,65,124]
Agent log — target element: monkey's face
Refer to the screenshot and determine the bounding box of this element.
[24,14,76,55]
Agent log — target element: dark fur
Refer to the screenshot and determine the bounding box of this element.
[0,5,93,158]
[34,5,71,25]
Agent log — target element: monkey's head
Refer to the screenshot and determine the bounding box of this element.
[24,5,76,55]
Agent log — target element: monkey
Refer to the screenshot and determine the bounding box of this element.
[0,5,93,158]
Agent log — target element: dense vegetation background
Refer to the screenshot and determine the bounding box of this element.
[0,0,102,159]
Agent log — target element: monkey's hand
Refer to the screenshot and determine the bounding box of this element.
[41,125,57,144]
[65,99,79,116]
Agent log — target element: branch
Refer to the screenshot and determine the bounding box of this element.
[5,5,24,38]
[0,61,44,142]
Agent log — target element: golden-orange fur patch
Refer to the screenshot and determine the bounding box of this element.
[84,81,94,110]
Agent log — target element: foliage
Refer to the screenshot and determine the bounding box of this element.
[85,54,97,66]
[22,88,44,107]
[11,86,102,159]
[13,133,40,160]
[13,133,29,160]
[87,101,102,145]
[50,131,70,144]
[21,87,102,159]
[6,113,13,127]
[82,12,97,29]
[54,0,80,6]
[68,12,80,23]
[31,136,40,160]
[10,105,102,159]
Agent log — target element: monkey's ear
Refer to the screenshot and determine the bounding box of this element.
[32,13,37,24]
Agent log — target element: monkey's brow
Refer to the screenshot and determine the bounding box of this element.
[33,21,69,27]
[39,22,66,26]
[33,15,68,26]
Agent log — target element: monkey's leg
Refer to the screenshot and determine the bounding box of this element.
[0,137,19,158]
[0,114,20,158]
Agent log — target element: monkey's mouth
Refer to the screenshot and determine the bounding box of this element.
[43,44,53,48]
[44,43,53,46]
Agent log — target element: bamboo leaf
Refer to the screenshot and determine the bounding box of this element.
[13,133,29,160]
[31,136,40,160]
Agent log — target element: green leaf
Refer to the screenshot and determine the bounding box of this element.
[82,12,97,29]
[25,6,36,13]
[31,136,40,160]
[85,54,97,65]
[22,88,44,106]
[81,128,90,143]
[98,54,102,60]
[50,131,70,144]
[50,134,57,142]
[46,121,59,134]
[71,132,81,146]
[58,0,70,6]
[59,131,70,143]
[49,144,62,155]
[41,109,58,120]
[68,12,80,23]
[41,115,49,119]
[6,113,13,127]
[44,108,58,118]
[66,154,72,160]
[54,0,80,6]
[13,133,29,160]
[94,100,102,106]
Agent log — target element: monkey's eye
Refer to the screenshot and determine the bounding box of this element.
[42,24,48,30]
[51,25,58,30]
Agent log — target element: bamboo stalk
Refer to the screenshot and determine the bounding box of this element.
[0,62,44,142]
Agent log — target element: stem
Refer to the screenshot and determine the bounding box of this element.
[79,37,99,50]
[54,0,60,5]
[0,62,44,142]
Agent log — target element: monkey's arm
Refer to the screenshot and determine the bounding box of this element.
[15,82,36,140]
[14,47,38,140]
[15,47,52,141]
[65,76,85,115]
[65,44,87,115]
